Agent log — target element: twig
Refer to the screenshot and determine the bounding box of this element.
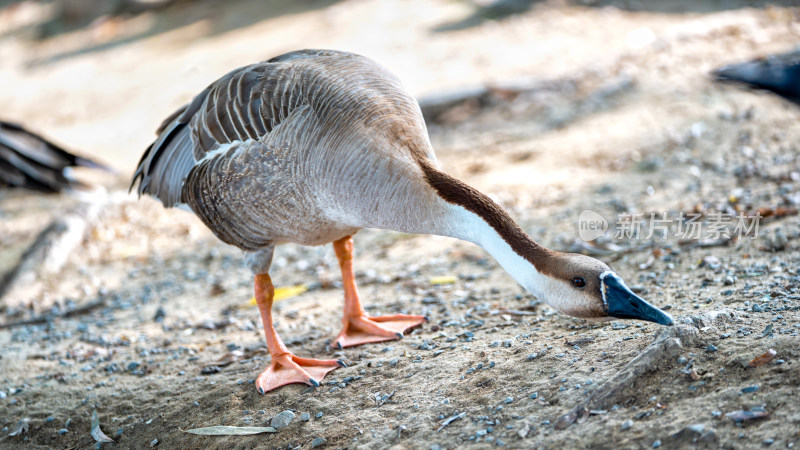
[554,325,698,430]
[437,412,466,432]
[378,390,396,406]
[0,299,105,329]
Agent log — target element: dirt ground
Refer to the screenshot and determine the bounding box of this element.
[1,0,799,448]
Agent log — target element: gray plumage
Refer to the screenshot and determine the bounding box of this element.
[131,49,450,252]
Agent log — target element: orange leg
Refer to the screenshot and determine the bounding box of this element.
[253,273,343,393]
[332,236,427,349]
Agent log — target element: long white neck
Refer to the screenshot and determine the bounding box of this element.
[438,204,548,298]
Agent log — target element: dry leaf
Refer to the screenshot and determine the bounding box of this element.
[91,410,114,443]
[747,349,777,367]
[8,418,29,437]
[248,285,308,306]
[429,276,457,285]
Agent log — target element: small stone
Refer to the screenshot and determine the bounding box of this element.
[315,412,324,419]
[46,417,55,422]
[311,437,327,448]
[270,410,295,428]
[58,429,69,435]
[504,397,513,404]
[677,356,688,364]
[621,420,633,431]
[502,340,512,348]
[706,344,717,352]
[127,362,141,372]
[300,412,311,422]
[529,392,538,399]
[752,304,763,312]
[764,438,774,445]
[685,424,705,434]
[653,439,662,448]
[153,306,166,322]
[149,438,159,447]
[741,385,759,393]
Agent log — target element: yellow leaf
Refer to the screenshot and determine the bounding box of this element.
[248,284,308,305]
[429,276,457,285]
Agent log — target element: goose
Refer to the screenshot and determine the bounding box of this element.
[713,49,800,106]
[0,120,110,192]
[131,49,673,394]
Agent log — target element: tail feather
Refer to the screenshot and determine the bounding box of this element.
[0,120,111,192]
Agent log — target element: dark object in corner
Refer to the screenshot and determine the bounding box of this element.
[713,49,800,105]
[0,120,110,192]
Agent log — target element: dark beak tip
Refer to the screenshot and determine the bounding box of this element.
[603,273,675,326]
[657,314,675,327]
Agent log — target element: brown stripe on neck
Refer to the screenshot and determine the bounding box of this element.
[419,161,553,274]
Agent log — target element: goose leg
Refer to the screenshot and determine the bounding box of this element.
[253,273,343,393]
[332,236,427,349]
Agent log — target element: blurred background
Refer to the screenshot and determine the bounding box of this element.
[1,0,797,172]
[1,1,799,448]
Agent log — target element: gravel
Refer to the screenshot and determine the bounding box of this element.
[311,437,327,448]
[270,410,295,428]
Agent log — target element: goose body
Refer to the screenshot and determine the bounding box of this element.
[132,49,673,393]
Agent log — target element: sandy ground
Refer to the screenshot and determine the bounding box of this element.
[1,0,800,448]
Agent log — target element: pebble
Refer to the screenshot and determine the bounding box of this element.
[311,437,327,448]
[741,385,759,393]
[677,356,688,364]
[653,439,661,448]
[58,429,69,435]
[706,344,717,352]
[316,412,324,419]
[150,438,158,447]
[270,410,295,428]
[504,397,513,404]
[301,412,311,422]
[764,438,774,445]
[621,420,633,431]
[529,392,538,399]
[752,304,763,312]
[127,362,141,372]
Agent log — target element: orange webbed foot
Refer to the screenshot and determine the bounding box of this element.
[333,314,428,348]
[255,353,345,394]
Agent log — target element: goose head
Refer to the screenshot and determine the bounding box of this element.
[533,252,674,325]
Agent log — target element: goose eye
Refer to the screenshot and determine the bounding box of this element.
[572,277,586,288]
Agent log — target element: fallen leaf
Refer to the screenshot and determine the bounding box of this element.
[183,426,277,435]
[429,276,457,285]
[747,349,777,368]
[8,418,29,437]
[91,410,114,443]
[248,285,308,306]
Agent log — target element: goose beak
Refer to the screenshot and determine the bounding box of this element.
[600,272,674,326]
